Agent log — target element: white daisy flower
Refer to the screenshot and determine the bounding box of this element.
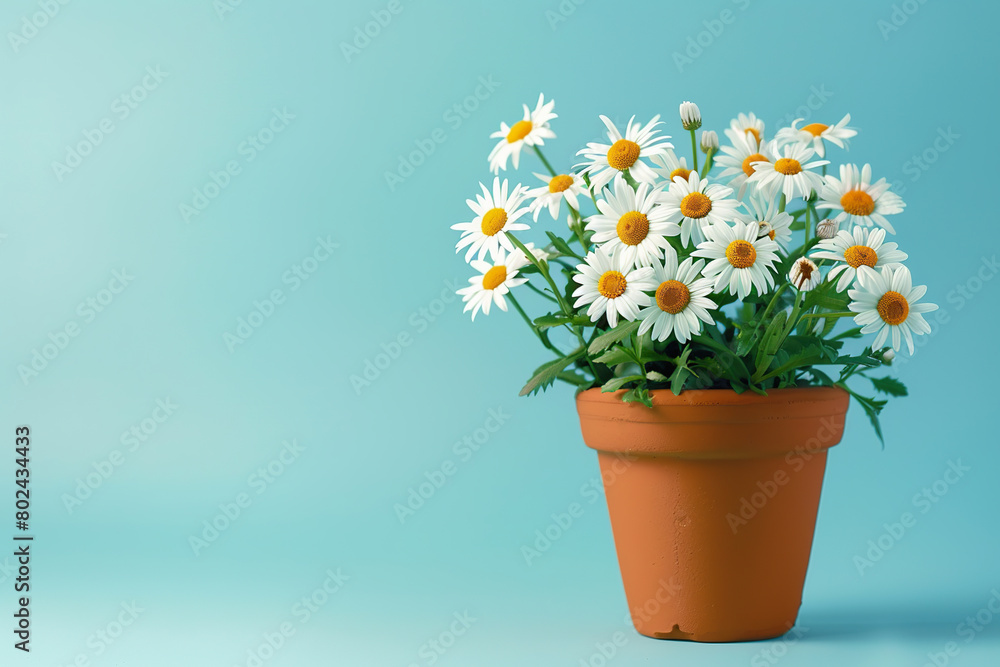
[728,112,765,146]
[451,178,531,262]
[811,226,908,292]
[586,176,679,268]
[650,148,693,185]
[576,115,674,191]
[692,219,781,299]
[487,93,557,174]
[747,142,828,201]
[516,241,549,265]
[636,246,717,343]
[457,248,530,321]
[848,265,937,354]
[715,128,776,199]
[679,101,701,130]
[789,257,821,291]
[816,163,905,234]
[572,245,656,328]
[526,171,587,222]
[659,171,741,248]
[738,194,794,251]
[775,114,857,158]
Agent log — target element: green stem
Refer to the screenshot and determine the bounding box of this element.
[566,203,589,250]
[508,292,557,353]
[804,203,812,248]
[524,281,558,303]
[689,130,699,173]
[533,145,557,177]
[798,311,854,321]
[699,148,715,178]
[779,194,786,214]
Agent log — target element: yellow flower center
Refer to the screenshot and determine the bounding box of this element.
[597,270,628,299]
[482,266,507,290]
[843,245,878,269]
[507,120,533,143]
[774,158,802,175]
[877,290,909,326]
[680,192,712,219]
[745,127,761,144]
[758,222,776,240]
[616,211,650,246]
[655,280,690,314]
[607,139,641,171]
[801,123,828,137]
[725,240,757,269]
[841,190,876,217]
[741,153,768,177]
[548,174,574,193]
[669,167,692,182]
[480,208,507,236]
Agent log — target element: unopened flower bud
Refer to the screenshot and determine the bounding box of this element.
[882,348,895,364]
[679,101,702,130]
[700,130,718,153]
[815,219,838,239]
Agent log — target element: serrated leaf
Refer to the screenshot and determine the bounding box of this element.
[602,374,644,393]
[520,350,584,396]
[593,346,634,366]
[669,347,693,395]
[869,376,908,397]
[850,392,888,446]
[622,385,653,408]
[835,354,880,368]
[588,320,641,355]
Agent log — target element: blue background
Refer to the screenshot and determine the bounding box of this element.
[1,0,998,665]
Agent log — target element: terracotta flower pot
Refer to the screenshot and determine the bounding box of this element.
[576,386,849,643]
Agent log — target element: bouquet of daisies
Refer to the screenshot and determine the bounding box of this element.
[451,95,936,441]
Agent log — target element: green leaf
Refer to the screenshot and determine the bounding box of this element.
[602,374,644,393]
[834,354,880,368]
[592,346,634,366]
[520,350,584,396]
[669,347,693,396]
[622,385,653,408]
[532,313,592,330]
[755,310,788,373]
[545,232,584,260]
[848,390,888,446]
[588,320,641,355]
[869,376,908,397]
[646,370,669,382]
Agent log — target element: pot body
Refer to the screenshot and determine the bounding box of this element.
[576,387,849,642]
